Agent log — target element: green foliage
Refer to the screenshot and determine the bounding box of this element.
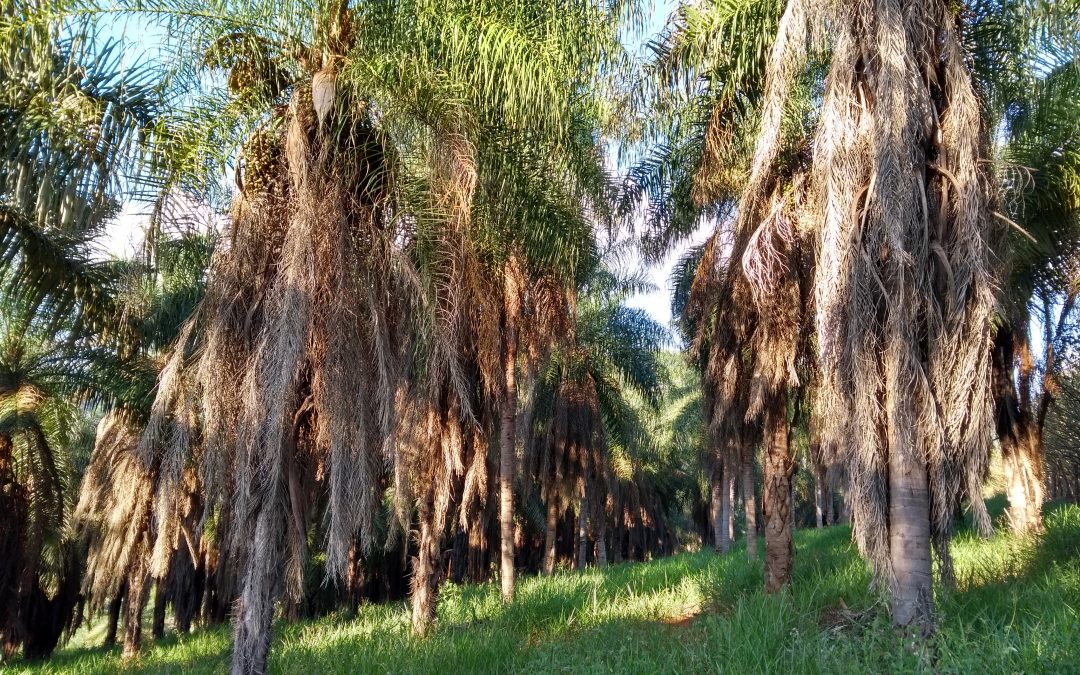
[0,0,168,338]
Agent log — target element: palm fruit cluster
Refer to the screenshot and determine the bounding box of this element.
[240,127,281,197]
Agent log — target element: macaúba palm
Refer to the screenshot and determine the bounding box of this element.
[0,294,98,660]
[525,262,668,571]
[74,223,216,658]
[645,0,1006,632]
[76,0,637,670]
[636,0,812,585]
[722,0,1007,632]
[981,36,1080,534]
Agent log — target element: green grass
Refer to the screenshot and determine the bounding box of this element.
[14,503,1080,674]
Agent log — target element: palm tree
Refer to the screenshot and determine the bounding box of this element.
[0,6,173,657]
[645,0,1015,630]
[79,0,635,669]
[476,118,621,602]
[526,262,667,571]
[0,294,98,660]
[636,0,809,585]
[976,18,1080,533]
[74,223,215,658]
[722,0,1004,631]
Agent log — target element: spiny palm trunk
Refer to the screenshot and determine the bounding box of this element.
[726,468,736,544]
[172,545,204,634]
[742,447,758,562]
[498,262,520,602]
[0,433,26,660]
[611,509,624,564]
[1002,429,1045,534]
[595,510,608,567]
[813,456,828,528]
[542,494,559,575]
[231,476,288,674]
[710,463,727,553]
[762,391,792,592]
[467,505,489,581]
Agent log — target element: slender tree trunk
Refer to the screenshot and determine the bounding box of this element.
[742,448,758,562]
[542,494,559,575]
[611,510,623,564]
[718,463,731,554]
[826,468,838,527]
[467,506,489,582]
[151,582,166,640]
[122,570,149,660]
[411,490,440,636]
[710,463,727,553]
[595,511,608,568]
[762,392,793,593]
[104,582,126,648]
[231,498,286,675]
[814,460,827,529]
[726,468,736,544]
[576,495,589,570]
[172,542,203,634]
[499,259,520,602]
[1002,428,1045,534]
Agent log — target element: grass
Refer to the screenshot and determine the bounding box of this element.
[13,501,1080,674]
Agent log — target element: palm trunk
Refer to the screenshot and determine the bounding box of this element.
[122,570,149,660]
[172,543,203,634]
[576,495,589,570]
[499,260,520,602]
[718,464,731,554]
[1002,429,1045,534]
[726,468,736,544]
[151,582,167,639]
[233,390,307,675]
[992,325,1045,534]
[710,464,726,553]
[542,494,559,575]
[762,391,793,593]
[231,493,287,675]
[813,459,827,528]
[411,490,440,636]
[742,447,758,562]
[611,509,624,564]
[887,432,933,631]
[826,468,838,526]
[104,582,126,648]
[595,513,608,567]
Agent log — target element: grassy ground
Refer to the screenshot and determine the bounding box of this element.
[13,501,1080,674]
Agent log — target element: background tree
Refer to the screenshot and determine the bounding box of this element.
[0,295,97,659]
[971,0,1080,533]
